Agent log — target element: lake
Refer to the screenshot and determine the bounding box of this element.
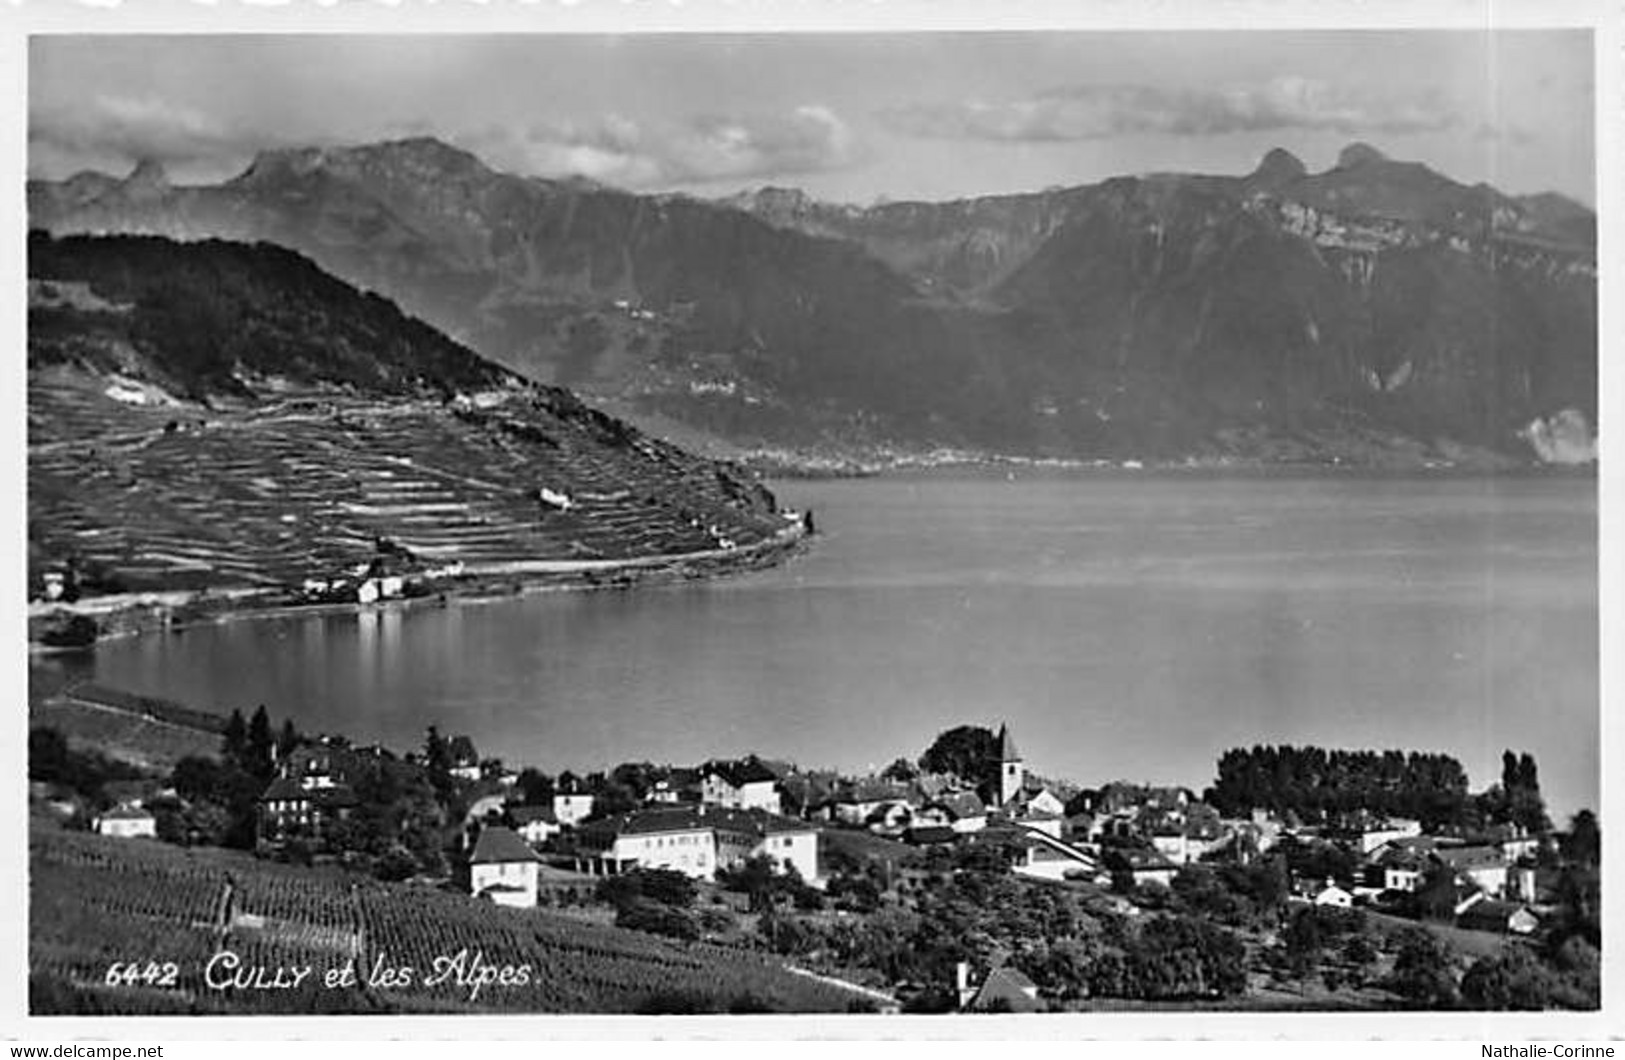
[50,471,1600,820]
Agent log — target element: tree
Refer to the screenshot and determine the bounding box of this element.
[1281,907,1324,978]
[515,768,554,806]
[1561,809,1599,867]
[276,719,300,762]
[1387,927,1461,1009]
[28,727,71,783]
[222,709,247,768]
[918,726,998,790]
[1461,948,1558,1010]
[423,725,453,801]
[718,854,780,913]
[245,706,275,781]
[881,757,919,783]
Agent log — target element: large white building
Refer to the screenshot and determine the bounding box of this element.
[576,805,820,883]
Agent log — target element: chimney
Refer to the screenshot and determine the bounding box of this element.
[955,961,974,1009]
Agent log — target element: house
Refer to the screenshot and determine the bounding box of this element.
[258,744,361,841]
[1312,880,1355,909]
[957,962,1042,1014]
[577,807,719,879]
[1470,823,1542,862]
[1457,900,1540,936]
[510,804,561,846]
[648,768,699,804]
[1112,846,1180,888]
[574,806,820,883]
[280,744,351,790]
[823,779,912,826]
[553,783,596,827]
[863,800,915,836]
[1364,845,1429,893]
[1332,813,1423,856]
[1010,828,1106,884]
[1006,778,1066,819]
[1148,807,1228,865]
[698,758,783,814]
[94,804,156,839]
[926,790,989,834]
[1433,845,1509,897]
[258,777,360,840]
[468,826,543,909]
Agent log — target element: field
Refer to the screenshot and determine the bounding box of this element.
[29,684,224,771]
[29,378,795,598]
[30,824,860,1015]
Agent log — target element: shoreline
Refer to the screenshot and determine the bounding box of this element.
[28,517,810,651]
[748,450,1597,481]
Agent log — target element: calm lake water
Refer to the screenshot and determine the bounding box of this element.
[54,471,1599,819]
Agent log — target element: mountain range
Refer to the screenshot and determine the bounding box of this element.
[29,138,1598,466]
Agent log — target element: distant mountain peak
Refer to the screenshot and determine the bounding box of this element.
[1336,142,1389,169]
[1250,147,1307,188]
[124,158,170,189]
[231,146,326,185]
[231,137,491,187]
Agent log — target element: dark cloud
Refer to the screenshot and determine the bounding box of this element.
[880,77,1459,142]
[461,106,862,188]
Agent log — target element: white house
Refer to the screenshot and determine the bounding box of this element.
[553,789,596,827]
[94,805,156,839]
[739,814,820,883]
[1434,845,1510,897]
[468,826,543,908]
[1348,817,1423,855]
[1366,846,1429,893]
[698,759,782,814]
[1312,881,1355,909]
[510,804,561,846]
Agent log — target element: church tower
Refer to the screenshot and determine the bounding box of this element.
[997,723,1024,805]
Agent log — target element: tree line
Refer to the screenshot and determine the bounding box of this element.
[1205,744,1548,831]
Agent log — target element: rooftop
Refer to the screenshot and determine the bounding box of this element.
[469,825,542,865]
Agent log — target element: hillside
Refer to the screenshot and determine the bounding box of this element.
[30,824,855,1014]
[30,138,1596,465]
[27,232,798,605]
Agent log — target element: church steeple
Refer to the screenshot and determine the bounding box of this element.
[997,723,1024,805]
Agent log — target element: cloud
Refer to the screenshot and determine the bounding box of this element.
[29,94,279,175]
[463,105,861,189]
[1473,121,1536,146]
[880,77,1459,142]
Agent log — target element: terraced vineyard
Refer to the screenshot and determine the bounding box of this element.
[30,825,855,1014]
[29,382,798,598]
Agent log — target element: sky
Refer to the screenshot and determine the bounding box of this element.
[28,31,1596,205]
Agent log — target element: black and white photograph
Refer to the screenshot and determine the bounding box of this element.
[11,1,1612,1034]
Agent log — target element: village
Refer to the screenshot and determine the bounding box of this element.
[44,700,1597,1013]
